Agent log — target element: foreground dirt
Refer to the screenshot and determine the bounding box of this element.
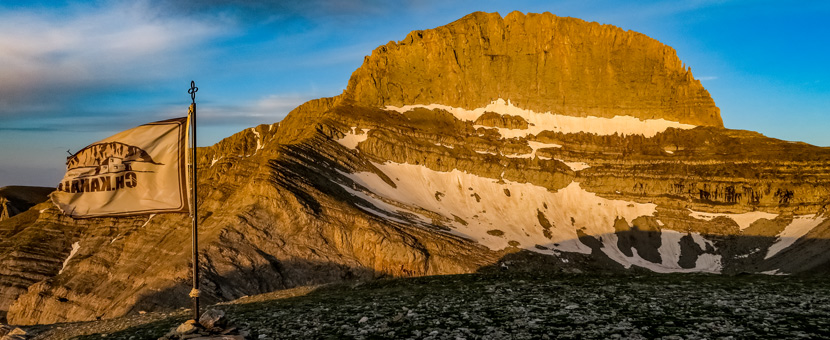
[17,272,830,339]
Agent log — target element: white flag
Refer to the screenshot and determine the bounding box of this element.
[52,117,188,218]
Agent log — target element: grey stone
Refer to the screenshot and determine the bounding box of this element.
[199,309,226,330]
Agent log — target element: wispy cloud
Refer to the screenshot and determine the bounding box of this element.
[153,0,402,23]
[171,93,313,127]
[699,76,719,81]
[0,1,230,118]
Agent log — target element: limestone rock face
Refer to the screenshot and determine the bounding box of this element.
[1,11,828,326]
[347,11,722,126]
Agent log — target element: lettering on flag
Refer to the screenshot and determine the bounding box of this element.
[52,118,188,218]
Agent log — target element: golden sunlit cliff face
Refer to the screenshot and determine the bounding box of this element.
[2,12,830,326]
[346,11,722,126]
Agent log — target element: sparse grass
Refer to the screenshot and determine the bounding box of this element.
[27,273,830,340]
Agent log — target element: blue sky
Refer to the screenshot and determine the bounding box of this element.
[0,0,828,187]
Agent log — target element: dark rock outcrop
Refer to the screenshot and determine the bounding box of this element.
[0,186,52,221]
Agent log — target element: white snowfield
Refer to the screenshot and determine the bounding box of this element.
[687,209,826,260]
[338,161,721,273]
[386,98,696,138]
[336,127,371,149]
[765,214,827,259]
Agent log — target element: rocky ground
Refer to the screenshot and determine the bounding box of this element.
[8,272,829,340]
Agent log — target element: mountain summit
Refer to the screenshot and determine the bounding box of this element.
[347,11,722,126]
[2,12,829,325]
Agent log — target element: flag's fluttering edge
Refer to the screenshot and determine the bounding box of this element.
[51,117,189,218]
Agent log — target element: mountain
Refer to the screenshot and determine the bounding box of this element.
[347,11,722,126]
[2,11,830,325]
[0,186,53,221]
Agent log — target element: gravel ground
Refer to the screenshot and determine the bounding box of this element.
[27,273,830,339]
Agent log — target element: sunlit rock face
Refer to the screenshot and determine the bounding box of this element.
[347,11,723,127]
[3,11,830,325]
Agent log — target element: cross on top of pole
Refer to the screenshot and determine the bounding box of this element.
[188,81,198,104]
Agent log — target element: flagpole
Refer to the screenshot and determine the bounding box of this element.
[188,81,200,321]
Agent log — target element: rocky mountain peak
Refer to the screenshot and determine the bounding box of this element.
[345,11,722,127]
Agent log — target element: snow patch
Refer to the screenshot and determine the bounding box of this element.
[250,128,263,151]
[555,159,591,171]
[605,230,721,273]
[765,215,826,259]
[141,214,155,228]
[59,241,80,274]
[386,99,696,138]
[688,210,778,231]
[690,232,715,250]
[336,127,370,149]
[210,155,223,167]
[502,152,533,159]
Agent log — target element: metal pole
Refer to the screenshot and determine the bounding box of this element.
[188,81,200,321]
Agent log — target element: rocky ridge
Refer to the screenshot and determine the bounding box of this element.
[1,11,829,326]
[0,187,52,222]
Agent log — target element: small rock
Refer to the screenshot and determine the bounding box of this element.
[8,328,26,336]
[0,328,27,340]
[258,334,267,339]
[199,309,227,330]
[358,316,369,323]
[175,320,199,335]
[0,325,11,337]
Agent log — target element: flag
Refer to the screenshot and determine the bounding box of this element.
[51,117,189,218]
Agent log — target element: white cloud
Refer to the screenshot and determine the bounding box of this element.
[698,76,719,81]
[159,93,312,126]
[0,1,230,115]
